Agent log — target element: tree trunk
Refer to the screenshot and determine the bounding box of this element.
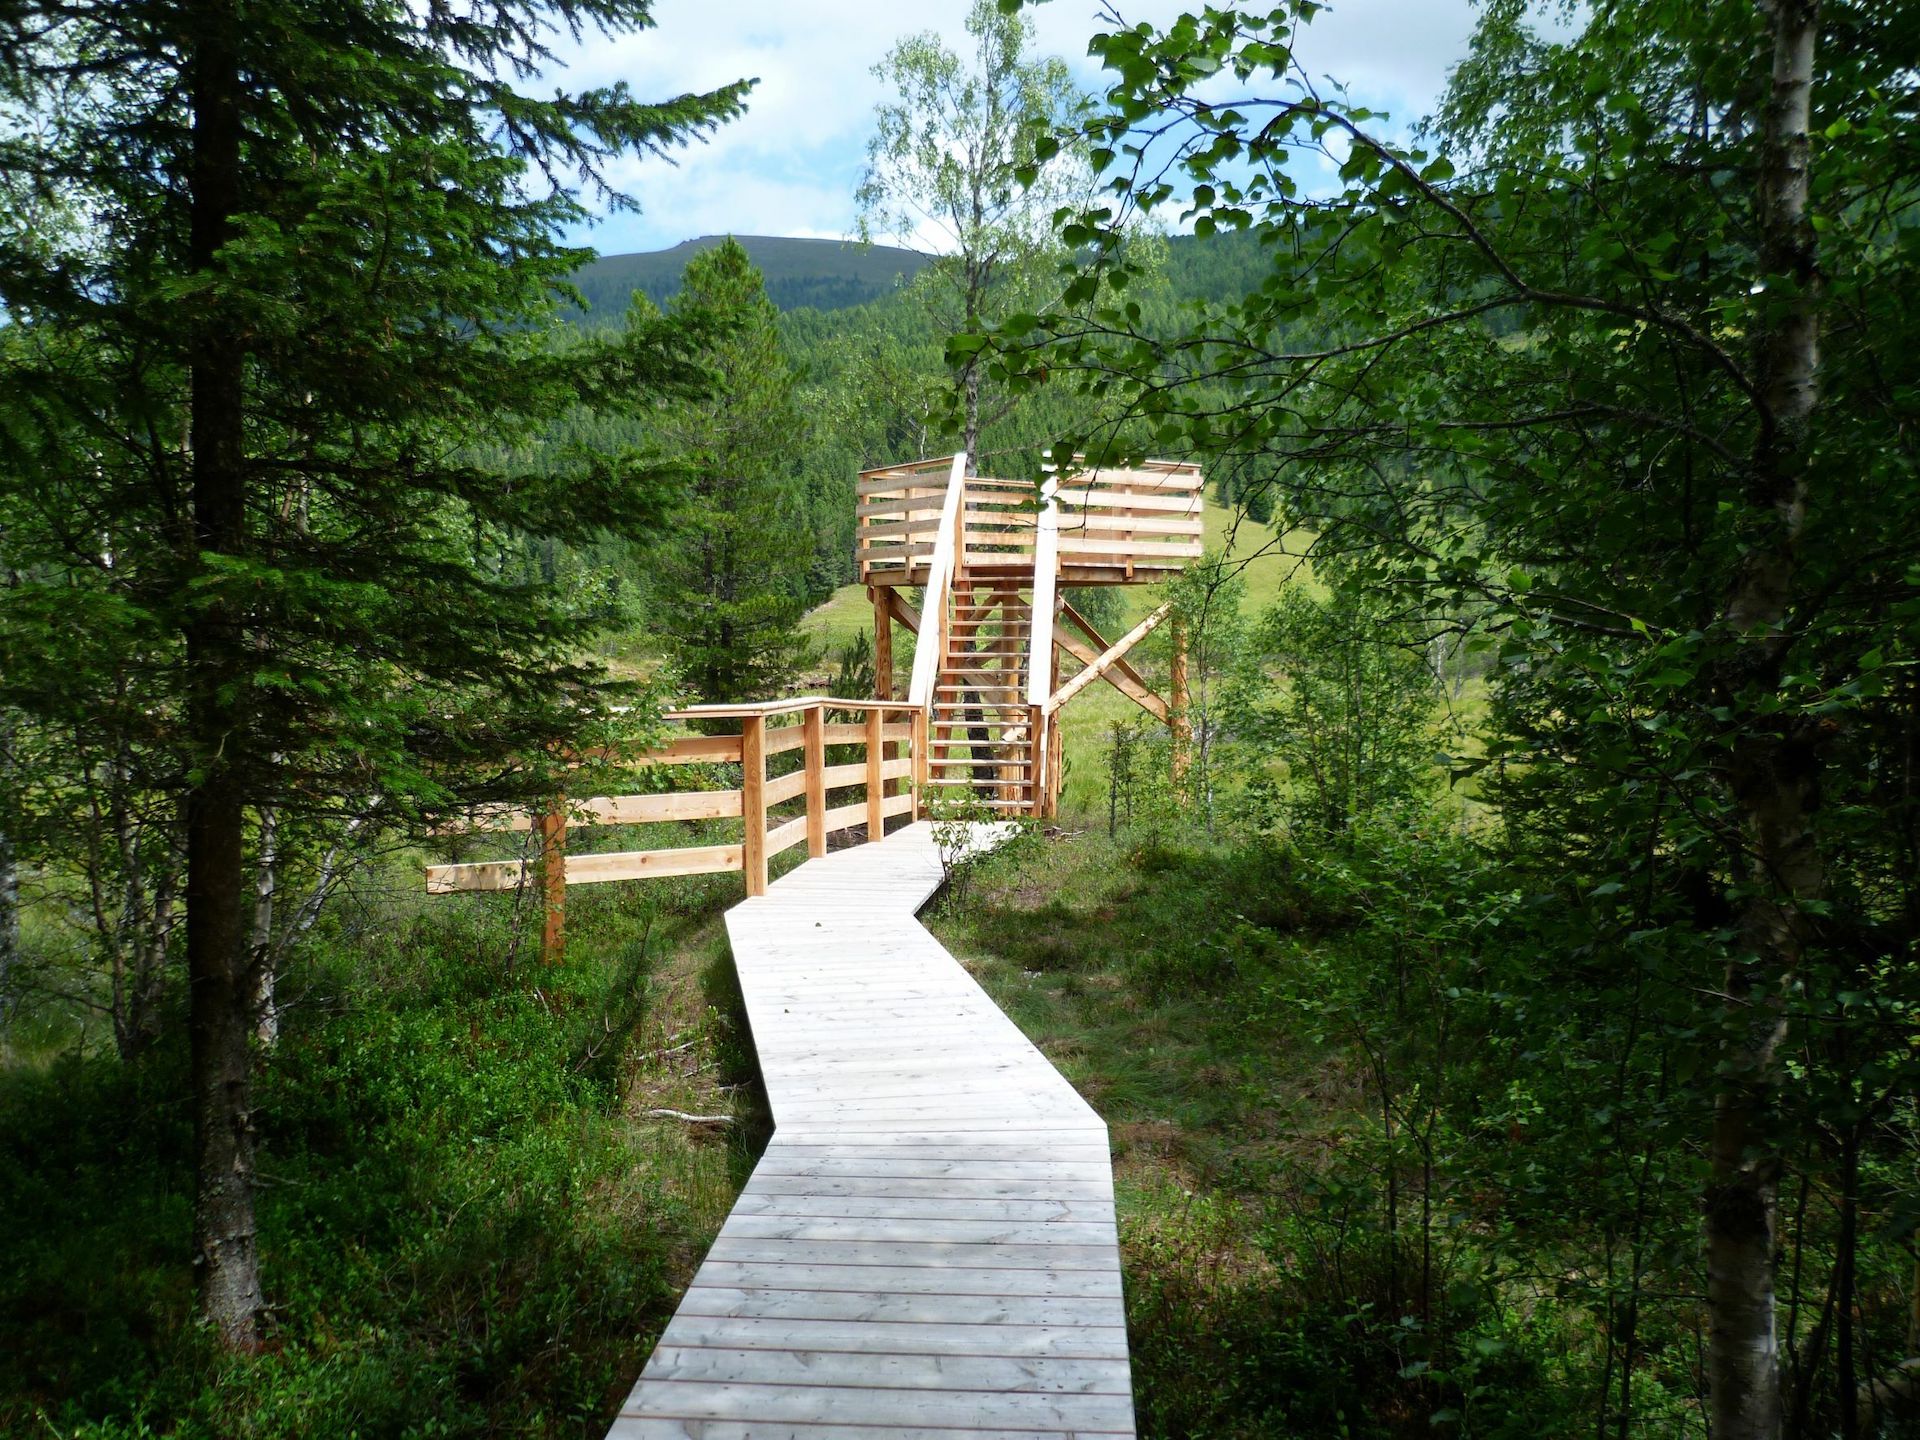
[1707,4,1821,1437]
[186,5,265,1350]
[249,806,278,1049]
[0,712,17,1023]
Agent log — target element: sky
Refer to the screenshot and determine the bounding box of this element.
[551,0,1482,258]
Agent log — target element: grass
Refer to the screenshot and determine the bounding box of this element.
[922,823,1586,1438]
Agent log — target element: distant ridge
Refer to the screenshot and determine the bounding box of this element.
[567,235,931,317]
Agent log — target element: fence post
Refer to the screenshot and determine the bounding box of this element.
[804,704,827,859]
[1170,613,1192,799]
[911,708,929,820]
[741,716,767,896]
[866,706,885,843]
[1028,705,1046,818]
[537,798,566,965]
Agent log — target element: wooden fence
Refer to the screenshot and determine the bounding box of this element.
[425,697,929,962]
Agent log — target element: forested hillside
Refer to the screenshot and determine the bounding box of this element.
[569,234,932,316]
[2,1,1916,1439]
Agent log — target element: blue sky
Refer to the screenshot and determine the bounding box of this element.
[550,0,1482,258]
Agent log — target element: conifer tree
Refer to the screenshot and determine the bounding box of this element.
[0,0,747,1346]
[650,238,814,701]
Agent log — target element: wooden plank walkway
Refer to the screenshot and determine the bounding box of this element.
[609,822,1134,1439]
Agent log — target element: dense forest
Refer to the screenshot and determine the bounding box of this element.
[2,1,1916,1438]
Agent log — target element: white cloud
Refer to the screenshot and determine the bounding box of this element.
[549,0,1479,256]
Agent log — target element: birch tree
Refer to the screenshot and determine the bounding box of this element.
[857,0,1088,456]
[983,0,1919,1432]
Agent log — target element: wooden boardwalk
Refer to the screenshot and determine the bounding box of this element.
[609,822,1134,1439]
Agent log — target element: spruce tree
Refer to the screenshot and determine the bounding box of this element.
[649,238,814,701]
[0,0,747,1345]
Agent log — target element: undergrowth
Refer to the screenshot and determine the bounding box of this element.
[0,871,757,1438]
[928,825,1605,1439]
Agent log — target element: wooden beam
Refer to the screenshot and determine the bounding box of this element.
[1055,602,1171,723]
[870,588,894,700]
[741,715,767,897]
[1171,614,1192,796]
[907,452,967,708]
[568,845,742,883]
[804,704,827,860]
[538,801,565,964]
[887,590,922,635]
[865,707,885,843]
[911,709,929,819]
[1045,602,1173,718]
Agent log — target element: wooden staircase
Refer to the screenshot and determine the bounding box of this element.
[927,583,1042,813]
[865,451,1205,821]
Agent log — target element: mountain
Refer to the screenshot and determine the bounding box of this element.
[567,235,932,318]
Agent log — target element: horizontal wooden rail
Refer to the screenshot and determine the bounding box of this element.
[859,454,1203,585]
[425,697,932,962]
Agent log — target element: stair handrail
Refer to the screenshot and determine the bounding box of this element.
[1027,465,1060,708]
[907,451,968,708]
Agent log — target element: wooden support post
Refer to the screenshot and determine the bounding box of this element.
[538,799,566,965]
[1027,704,1046,816]
[1049,715,1064,819]
[865,706,885,843]
[1047,631,1063,818]
[871,587,899,798]
[871,586,894,700]
[1170,614,1192,797]
[741,716,767,896]
[804,704,827,859]
[912,708,929,819]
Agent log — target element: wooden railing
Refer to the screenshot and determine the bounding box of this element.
[426,697,928,962]
[1051,461,1203,575]
[906,453,968,708]
[858,455,1202,584]
[856,455,955,582]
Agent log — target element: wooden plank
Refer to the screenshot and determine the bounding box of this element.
[643,1345,1129,1393]
[1055,536,1204,559]
[1046,603,1173,718]
[425,858,526,894]
[857,515,942,541]
[907,453,967,708]
[657,1312,1127,1358]
[1053,612,1168,724]
[818,761,867,790]
[803,705,827,860]
[857,492,948,519]
[765,815,808,858]
[566,845,743,884]
[820,801,867,836]
[762,768,808,807]
[676,1284,1124,1328]
[1050,486,1198,513]
[741,716,767,897]
[615,1380,1134,1431]
[639,734,741,765]
[571,790,744,824]
[865,708,884,843]
[1054,513,1202,537]
[765,725,808,757]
